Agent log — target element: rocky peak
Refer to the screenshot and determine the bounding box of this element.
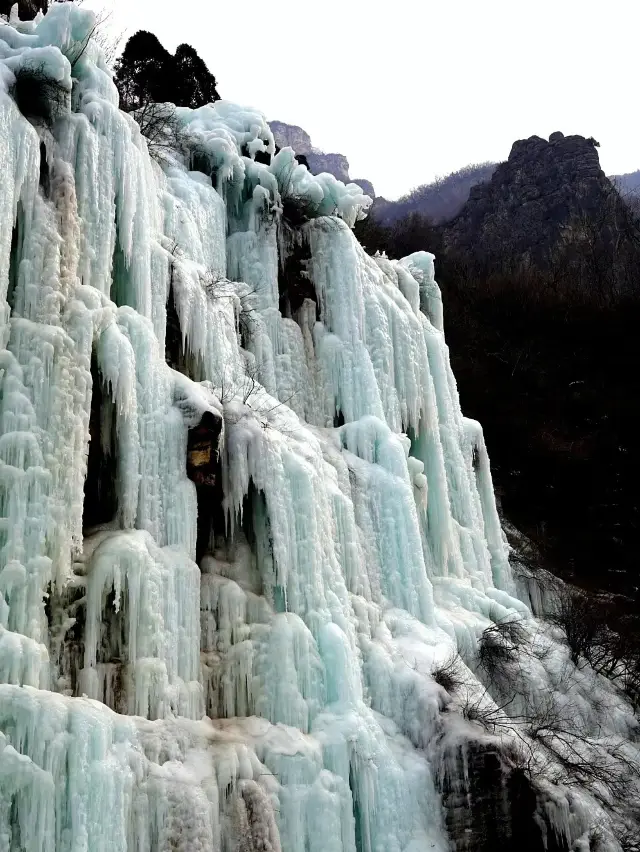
[442,131,630,273]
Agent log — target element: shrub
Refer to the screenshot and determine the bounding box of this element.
[460,693,511,731]
[547,587,640,709]
[133,101,185,163]
[477,618,526,680]
[431,654,464,694]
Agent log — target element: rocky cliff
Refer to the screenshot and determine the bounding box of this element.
[441,132,639,277]
[269,120,313,155]
[269,118,374,196]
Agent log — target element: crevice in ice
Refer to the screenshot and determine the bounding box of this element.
[165,280,187,373]
[276,221,315,319]
[91,586,129,712]
[188,148,219,189]
[348,763,365,852]
[80,529,203,718]
[82,353,118,531]
[37,142,49,198]
[46,579,85,698]
[253,149,272,166]
[110,240,130,310]
[6,207,22,317]
[242,483,284,613]
[187,411,224,562]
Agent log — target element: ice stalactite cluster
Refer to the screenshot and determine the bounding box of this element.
[0,5,638,852]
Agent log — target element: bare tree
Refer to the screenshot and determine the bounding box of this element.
[545,586,640,710]
[132,101,186,163]
[431,654,465,694]
[476,617,526,682]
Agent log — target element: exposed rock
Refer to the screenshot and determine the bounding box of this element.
[186,410,223,488]
[437,734,573,852]
[268,119,375,195]
[351,177,375,198]
[441,132,638,276]
[305,150,350,184]
[269,120,313,155]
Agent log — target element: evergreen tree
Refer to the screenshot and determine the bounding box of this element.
[172,44,220,109]
[114,31,220,113]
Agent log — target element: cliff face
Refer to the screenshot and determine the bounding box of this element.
[438,735,569,852]
[306,149,350,183]
[269,118,374,196]
[441,132,638,275]
[269,120,313,155]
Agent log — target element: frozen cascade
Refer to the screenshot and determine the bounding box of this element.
[0,5,637,851]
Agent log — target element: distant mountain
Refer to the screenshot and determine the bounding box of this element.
[269,119,640,235]
[269,120,374,196]
[369,159,640,231]
[611,169,640,196]
[610,170,640,215]
[372,162,497,226]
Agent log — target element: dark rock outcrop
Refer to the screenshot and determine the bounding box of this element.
[438,735,572,852]
[187,411,222,488]
[187,408,223,562]
[441,132,639,277]
[305,149,350,183]
[0,0,46,20]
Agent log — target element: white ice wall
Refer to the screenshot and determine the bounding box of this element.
[0,5,635,852]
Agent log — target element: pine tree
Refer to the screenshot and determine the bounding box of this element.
[114,31,220,113]
[172,44,220,109]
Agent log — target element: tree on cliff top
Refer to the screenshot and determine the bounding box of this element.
[114,31,220,112]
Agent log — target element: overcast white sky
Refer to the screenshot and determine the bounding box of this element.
[98,0,640,199]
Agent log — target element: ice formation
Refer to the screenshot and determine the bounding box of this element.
[0,5,637,851]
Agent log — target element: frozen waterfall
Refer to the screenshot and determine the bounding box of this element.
[0,5,637,852]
